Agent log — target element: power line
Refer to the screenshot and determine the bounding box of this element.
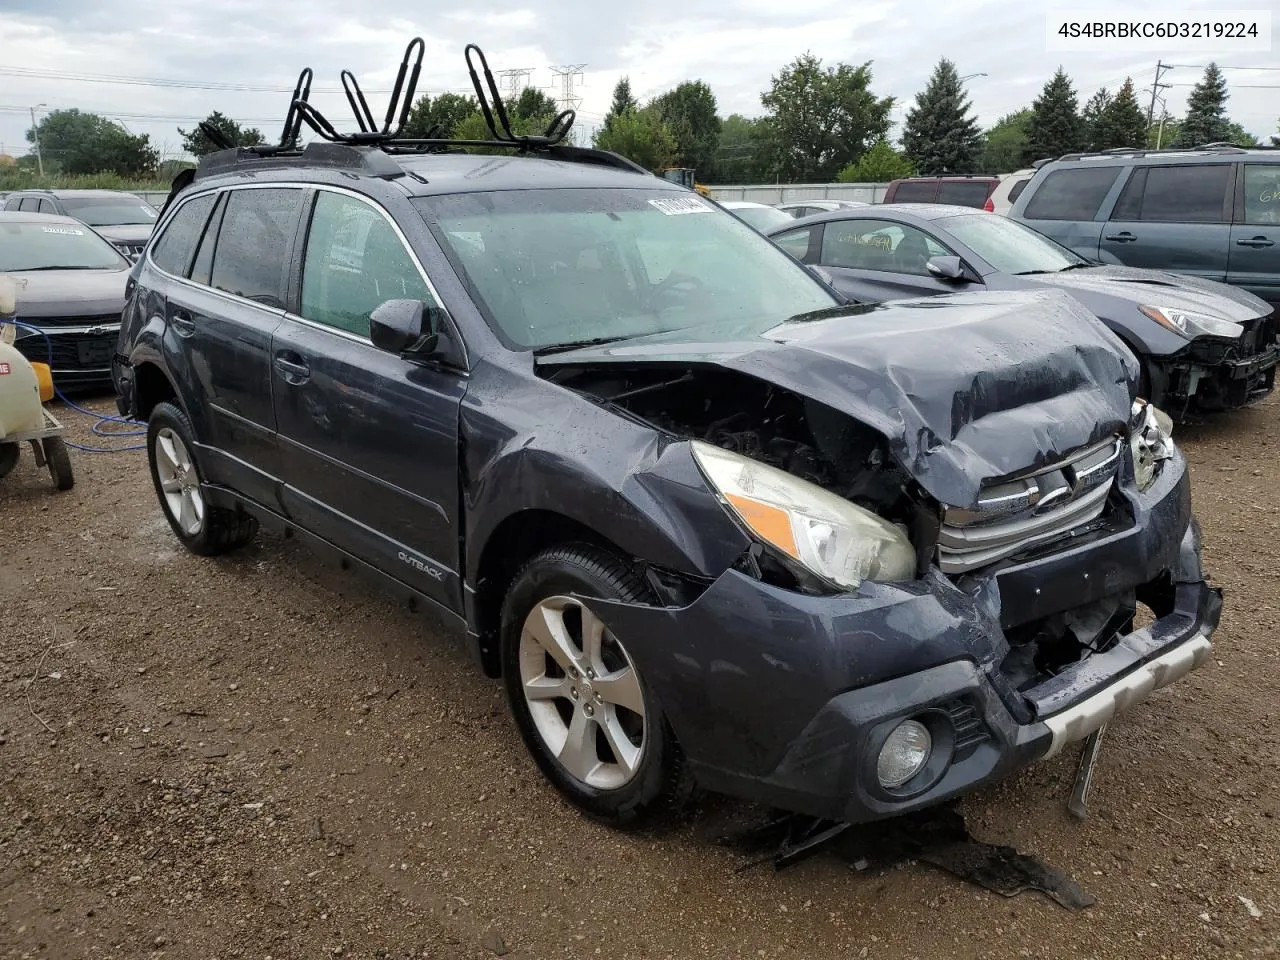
[548,65,586,113]
[1168,83,1280,89]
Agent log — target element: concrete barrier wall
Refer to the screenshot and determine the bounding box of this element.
[707,183,889,204]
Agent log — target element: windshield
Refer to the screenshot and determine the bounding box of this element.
[728,205,794,232]
[58,196,158,227]
[0,220,127,271]
[942,213,1086,274]
[415,189,836,350]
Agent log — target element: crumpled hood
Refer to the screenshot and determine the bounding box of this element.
[1030,265,1271,321]
[91,223,154,245]
[539,289,1137,508]
[6,267,129,319]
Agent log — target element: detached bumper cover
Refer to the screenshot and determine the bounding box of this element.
[587,455,1221,823]
[1160,341,1278,413]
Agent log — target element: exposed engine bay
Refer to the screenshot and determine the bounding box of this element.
[545,364,919,524]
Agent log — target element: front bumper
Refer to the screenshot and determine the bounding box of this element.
[588,454,1221,823]
[1157,341,1278,416]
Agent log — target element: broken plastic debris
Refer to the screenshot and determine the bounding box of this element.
[1238,895,1263,919]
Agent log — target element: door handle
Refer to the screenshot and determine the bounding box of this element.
[1236,237,1275,248]
[273,353,311,383]
[170,311,196,337]
[1105,232,1137,243]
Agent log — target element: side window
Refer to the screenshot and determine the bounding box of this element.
[820,219,949,276]
[1023,167,1122,220]
[938,182,993,207]
[301,191,433,337]
[149,193,217,277]
[1007,179,1029,204]
[1241,165,1280,225]
[892,181,937,203]
[38,199,57,214]
[19,198,40,212]
[1133,164,1230,223]
[773,228,814,261]
[190,194,227,286]
[209,188,305,308]
[1,198,18,211]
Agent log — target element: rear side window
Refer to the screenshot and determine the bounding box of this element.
[1023,167,1121,220]
[301,191,433,337]
[773,227,815,261]
[209,188,304,308]
[1242,165,1280,225]
[150,193,216,277]
[19,198,39,212]
[1,198,18,211]
[1008,179,1029,204]
[891,181,937,203]
[1113,164,1230,223]
[938,182,993,207]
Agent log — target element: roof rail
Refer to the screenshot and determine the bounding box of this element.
[1046,142,1279,164]
[176,38,649,185]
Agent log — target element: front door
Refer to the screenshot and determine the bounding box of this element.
[1229,163,1280,309]
[270,188,466,613]
[815,218,971,302]
[1098,163,1233,282]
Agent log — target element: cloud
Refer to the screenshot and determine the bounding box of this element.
[0,0,1274,164]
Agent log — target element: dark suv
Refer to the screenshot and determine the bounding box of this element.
[1012,145,1280,310]
[113,92,1220,827]
[2,189,159,260]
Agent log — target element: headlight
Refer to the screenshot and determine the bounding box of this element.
[1129,399,1174,492]
[691,440,916,590]
[1139,305,1243,340]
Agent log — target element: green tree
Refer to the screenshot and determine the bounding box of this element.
[593,106,677,172]
[403,92,479,138]
[1148,115,1180,148]
[1081,88,1112,150]
[712,114,767,182]
[511,87,560,123]
[27,109,158,176]
[760,53,894,182]
[837,138,914,181]
[1222,121,1259,147]
[178,110,265,157]
[901,58,983,174]
[1174,63,1230,147]
[1027,68,1083,162]
[651,80,721,176]
[602,77,638,133]
[981,109,1033,172]
[1094,78,1148,150]
[454,108,562,152]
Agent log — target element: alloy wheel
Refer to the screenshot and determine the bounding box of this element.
[154,427,204,537]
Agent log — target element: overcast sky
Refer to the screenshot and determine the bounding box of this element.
[1,0,1276,164]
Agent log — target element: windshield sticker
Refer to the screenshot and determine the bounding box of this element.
[648,197,713,216]
[41,226,85,236]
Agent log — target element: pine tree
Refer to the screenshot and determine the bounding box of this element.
[1097,78,1148,150]
[1175,63,1230,146]
[602,78,638,133]
[900,59,983,174]
[1027,67,1083,162]
[1081,89,1111,150]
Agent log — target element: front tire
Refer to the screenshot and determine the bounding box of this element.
[500,544,692,826]
[0,443,18,480]
[146,401,256,556]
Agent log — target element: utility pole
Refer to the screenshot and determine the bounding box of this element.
[549,65,586,113]
[1146,61,1172,128]
[496,68,533,102]
[29,104,45,177]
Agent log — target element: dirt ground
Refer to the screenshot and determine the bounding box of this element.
[1,396,1277,960]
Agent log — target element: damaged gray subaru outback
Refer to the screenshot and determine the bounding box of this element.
[114,44,1222,828]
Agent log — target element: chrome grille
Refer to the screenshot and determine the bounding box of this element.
[938,436,1123,574]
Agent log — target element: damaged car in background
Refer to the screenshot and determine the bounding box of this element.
[114,42,1223,828]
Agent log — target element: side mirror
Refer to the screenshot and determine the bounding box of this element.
[370,299,442,356]
[926,256,970,282]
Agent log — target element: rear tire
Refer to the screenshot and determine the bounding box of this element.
[43,437,74,491]
[0,443,18,481]
[147,401,256,556]
[500,544,693,826]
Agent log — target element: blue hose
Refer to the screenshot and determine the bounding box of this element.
[1,317,146,453]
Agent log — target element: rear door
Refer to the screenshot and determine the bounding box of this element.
[1098,162,1233,281]
[937,180,995,209]
[160,186,306,505]
[811,217,966,302]
[1229,162,1280,309]
[270,187,466,612]
[1016,165,1124,258]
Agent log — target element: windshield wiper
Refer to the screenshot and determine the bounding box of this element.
[1016,263,1092,276]
[533,335,636,356]
[15,265,102,271]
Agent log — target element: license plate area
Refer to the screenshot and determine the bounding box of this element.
[77,338,114,365]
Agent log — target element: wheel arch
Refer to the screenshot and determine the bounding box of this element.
[132,360,179,421]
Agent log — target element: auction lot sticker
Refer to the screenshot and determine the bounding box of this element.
[1046,10,1271,51]
[649,197,713,215]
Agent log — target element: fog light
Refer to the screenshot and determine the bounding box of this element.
[877,719,932,788]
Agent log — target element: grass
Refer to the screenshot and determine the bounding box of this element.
[0,171,171,192]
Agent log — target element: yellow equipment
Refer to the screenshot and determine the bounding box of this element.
[0,276,74,490]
